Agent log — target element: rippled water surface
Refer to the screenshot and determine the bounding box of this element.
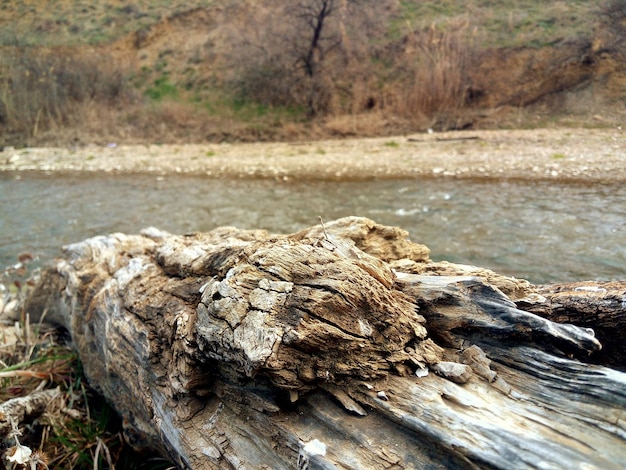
[1,172,624,283]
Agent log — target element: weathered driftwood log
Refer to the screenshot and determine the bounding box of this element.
[519,281,626,371]
[24,217,626,469]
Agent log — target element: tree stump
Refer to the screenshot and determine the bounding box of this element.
[23,217,626,469]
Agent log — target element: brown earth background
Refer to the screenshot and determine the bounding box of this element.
[1,0,625,148]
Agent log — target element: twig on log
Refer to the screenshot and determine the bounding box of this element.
[0,388,61,437]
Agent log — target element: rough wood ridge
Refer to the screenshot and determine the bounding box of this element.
[22,217,626,469]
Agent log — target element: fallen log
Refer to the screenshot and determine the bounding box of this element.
[22,217,626,469]
[519,281,626,371]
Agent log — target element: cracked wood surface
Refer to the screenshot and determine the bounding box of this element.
[24,217,626,469]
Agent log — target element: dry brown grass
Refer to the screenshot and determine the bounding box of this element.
[389,20,477,129]
[0,48,137,146]
[320,112,414,138]
[0,1,623,147]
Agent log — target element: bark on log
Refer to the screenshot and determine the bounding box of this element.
[23,217,626,469]
[519,281,626,371]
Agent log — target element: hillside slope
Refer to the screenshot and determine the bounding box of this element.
[0,0,624,146]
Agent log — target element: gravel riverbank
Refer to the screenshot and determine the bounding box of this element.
[1,128,624,182]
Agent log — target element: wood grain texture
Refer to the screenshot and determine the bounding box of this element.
[24,217,626,469]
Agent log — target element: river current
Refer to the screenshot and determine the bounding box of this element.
[1,172,624,284]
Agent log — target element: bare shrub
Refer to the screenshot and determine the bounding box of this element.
[393,20,477,128]
[224,1,336,116]
[0,48,136,145]
[226,0,397,117]
[224,2,476,131]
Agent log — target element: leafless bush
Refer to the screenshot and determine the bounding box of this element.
[393,21,477,127]
[226,0,397,117]
[0,49,136,144]
[225,2,476,130]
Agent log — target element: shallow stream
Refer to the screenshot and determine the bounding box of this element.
[1,172,624,284]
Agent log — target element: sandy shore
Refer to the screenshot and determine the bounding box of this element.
[1,128,624,182]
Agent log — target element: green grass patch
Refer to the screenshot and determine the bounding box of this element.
[198,92,307,125]
[232,97,270,119]
[145,76,179,101]
[392,0,593,48]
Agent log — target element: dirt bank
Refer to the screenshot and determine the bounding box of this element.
[1,128,624,182]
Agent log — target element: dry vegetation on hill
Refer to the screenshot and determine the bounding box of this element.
[0,0,624,147]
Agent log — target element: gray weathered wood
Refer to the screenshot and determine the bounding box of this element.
[23,217,626,469]
[519,280,626,370]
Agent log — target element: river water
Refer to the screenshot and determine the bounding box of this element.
[1,172,624,284]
